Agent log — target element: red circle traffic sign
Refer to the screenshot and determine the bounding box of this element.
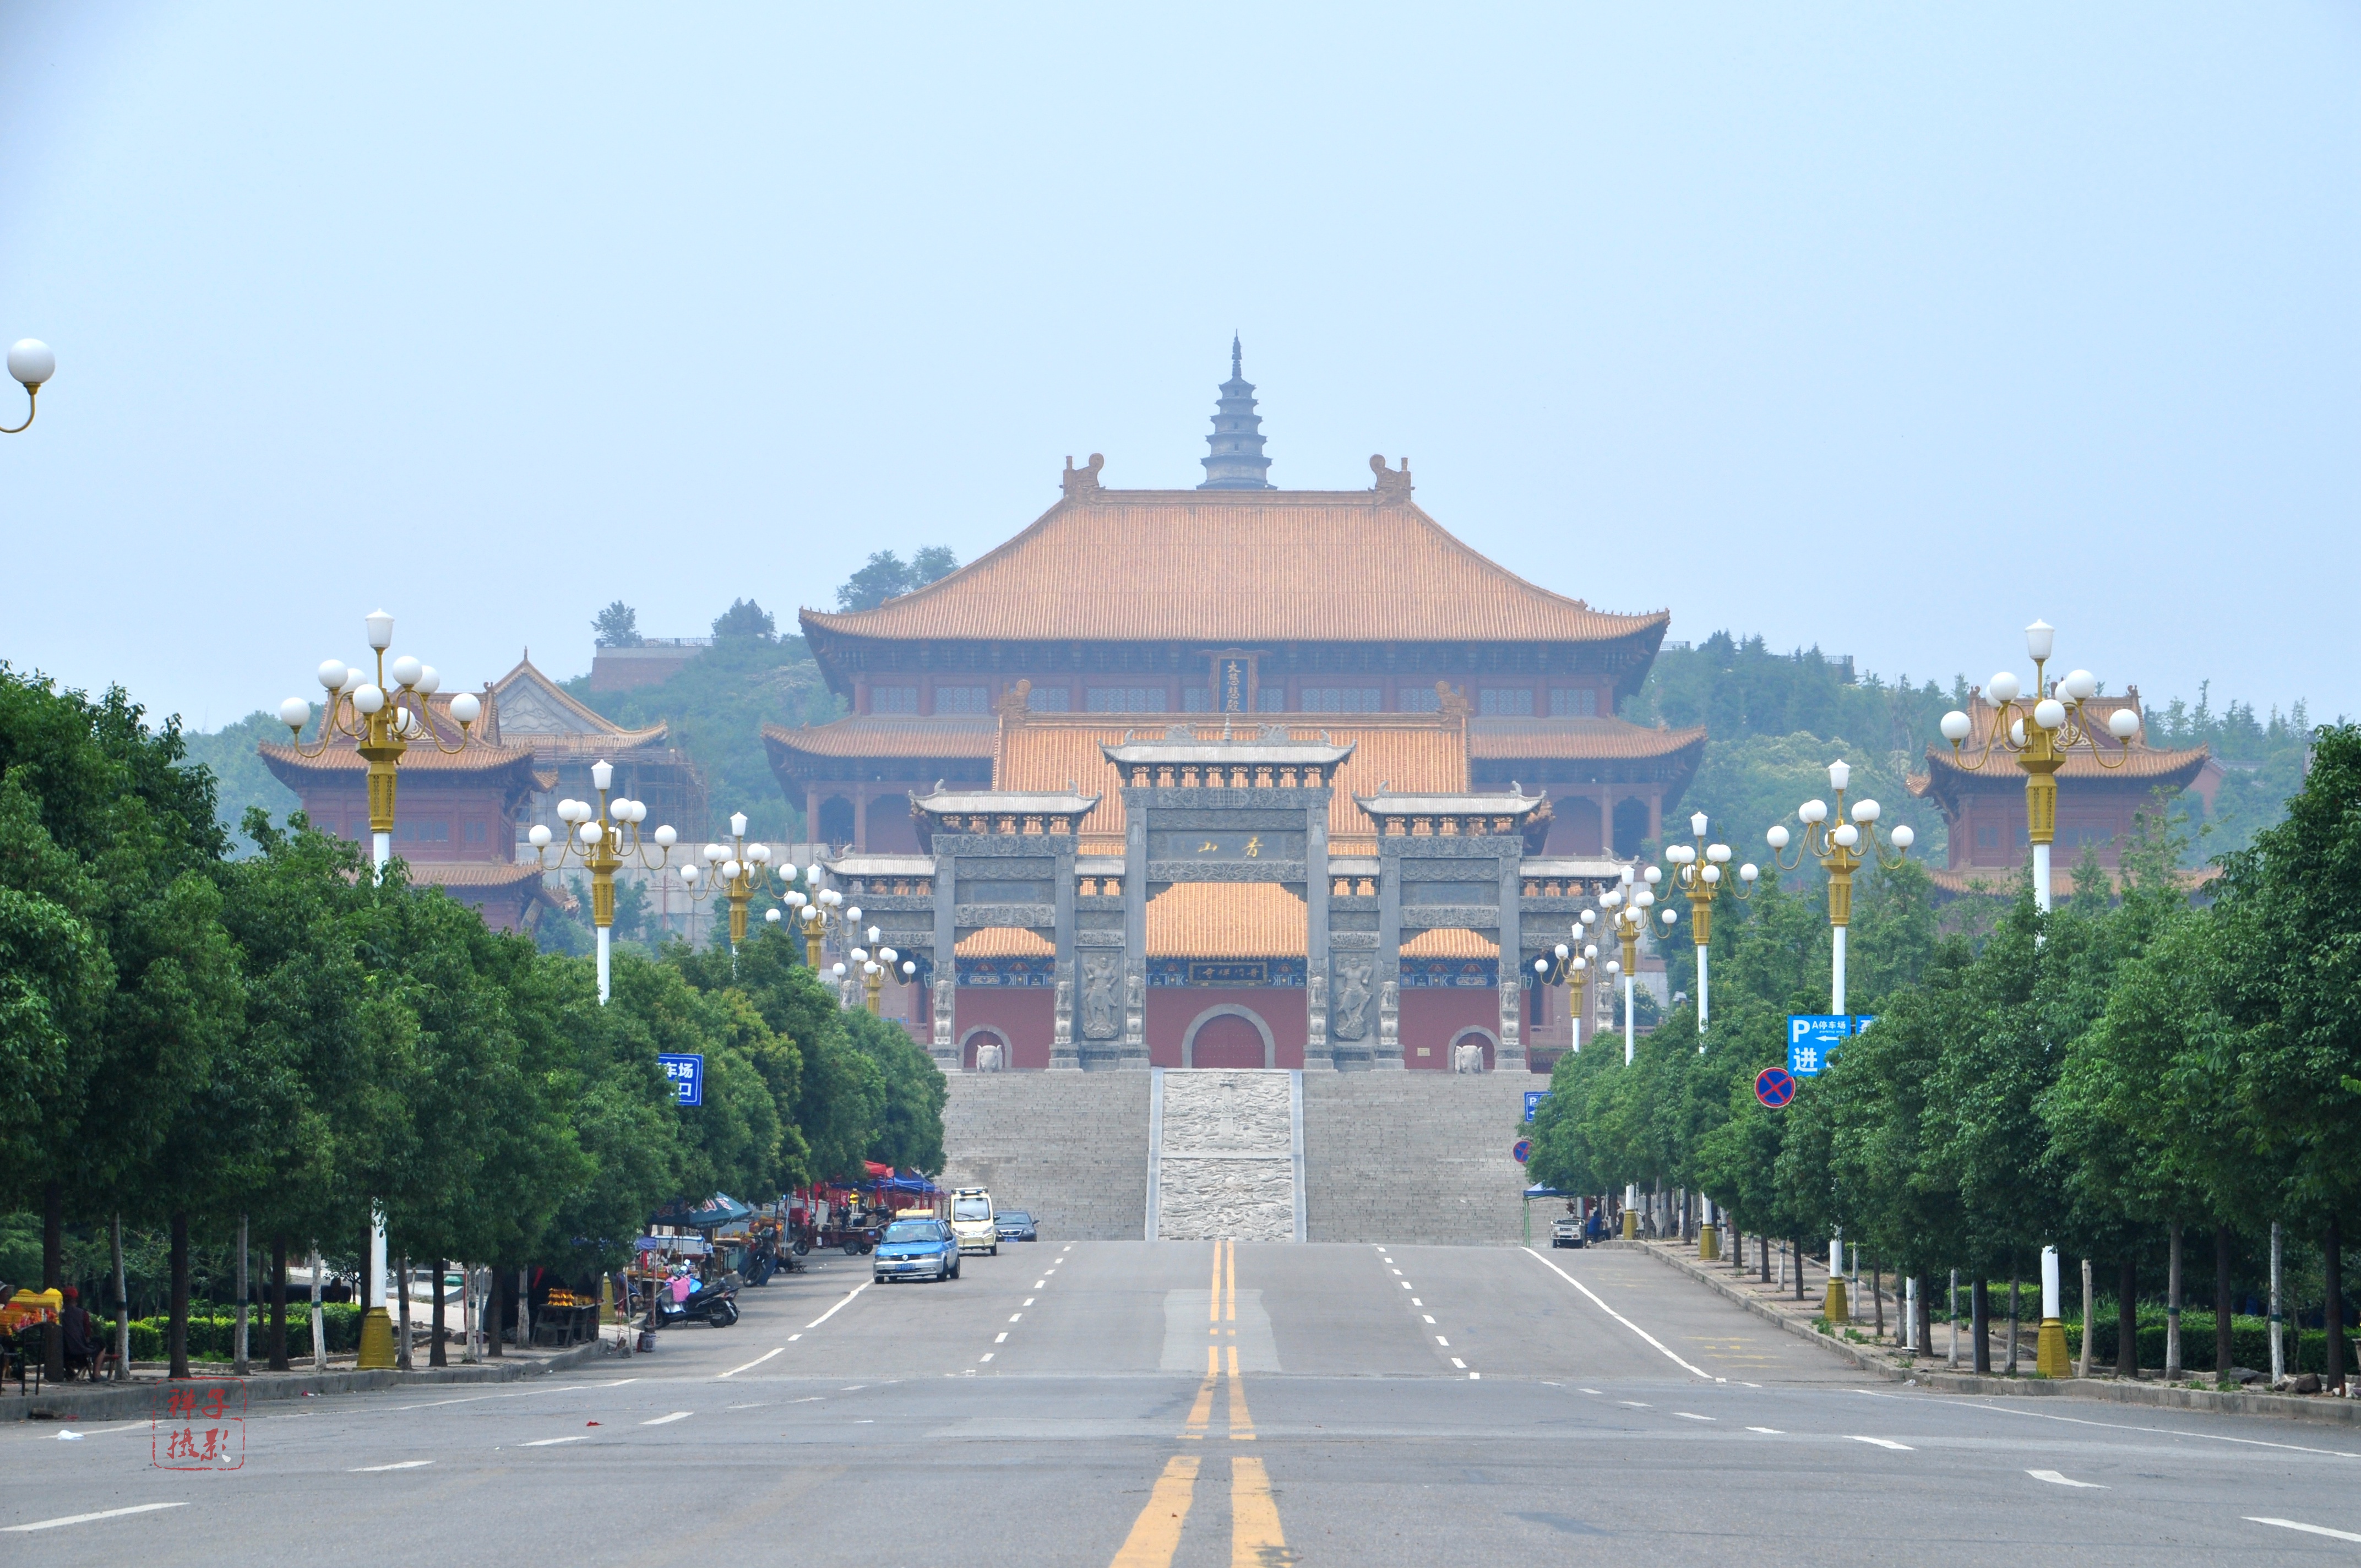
[1755,1066,1797,1109]
[1512,1137,1532,1164]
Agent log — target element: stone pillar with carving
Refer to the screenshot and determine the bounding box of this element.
[1122,970,1146,1067]
[1498,982,1523,1069]
[931,978,956,1068]
[1051,974,1079,1070]
[1497,846,1526,1070]
[1377,980,1401,1069]
[1306,971,1329,1063]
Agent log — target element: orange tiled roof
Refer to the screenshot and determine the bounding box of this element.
[993,712,1471,841]
[405,861,548,888]
[1910,696,2208,815]
[258,738,542,780]
[765,716,998,763]
[1467,717,1708,762]
[1145,883,1307,958]
[1400,927,1498,958]
[798,484,1668,649]
[955,926,1054,957]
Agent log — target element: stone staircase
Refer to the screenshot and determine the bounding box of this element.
[938,1072,1151,1240]
[1150,1070,1302,1242]
[1301,1072,1533,1244]
[935,1068,1533,1245]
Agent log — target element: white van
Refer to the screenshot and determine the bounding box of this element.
[950,1188,997,1255]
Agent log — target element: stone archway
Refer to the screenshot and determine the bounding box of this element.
[1182,1005,1275,1069]
[1449,1027,1498,1072]
[960,1027,1011,1072]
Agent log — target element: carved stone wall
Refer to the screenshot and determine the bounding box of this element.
[1155,1070,1296,1242]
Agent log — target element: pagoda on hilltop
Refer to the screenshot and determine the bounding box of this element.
[765,351,1703,1074]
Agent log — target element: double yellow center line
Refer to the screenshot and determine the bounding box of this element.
[1109,1239,1285,1566]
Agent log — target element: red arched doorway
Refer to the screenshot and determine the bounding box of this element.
[1185,1011,1271,1069]
[1449,1028,1497,1071]
[961,1030,1010,1071]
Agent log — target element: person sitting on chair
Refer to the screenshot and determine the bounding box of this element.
[59,1288,98,1379]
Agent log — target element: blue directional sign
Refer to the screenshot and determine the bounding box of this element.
[1785,1015,1876,1077]
[1524,1090,1551,1124]
[658,1053,705,1107]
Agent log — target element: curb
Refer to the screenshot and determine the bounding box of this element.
[1628,1241,2361,1429]
[0,1336,617,1425]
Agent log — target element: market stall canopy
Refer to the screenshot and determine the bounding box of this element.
[649,1193,754,1231]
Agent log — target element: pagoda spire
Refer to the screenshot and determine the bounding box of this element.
[1198,333,1274,491]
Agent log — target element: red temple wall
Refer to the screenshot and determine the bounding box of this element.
[951,988,1056,1070]
[1398,988,1500,1069]
[1143,989,1307,1069]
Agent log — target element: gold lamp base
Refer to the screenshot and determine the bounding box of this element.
[1824,1279,1850,1326]
[1622,1210,1638,1240]
[2035,1317,2072,1377]
[1699,1226,1721,1262]
[356,1306,397,1370]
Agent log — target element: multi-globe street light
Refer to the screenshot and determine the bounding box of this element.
[1938,618,2139,914]
[675,812,780,960]
[1937,620,2136,1378]
[4,339,54,433]
[835,924,917,1016]
[1596,865,1658,1065]
[1531,907,1602,1055]
[276,608,481,1372]
[1764,760,1914,1016]
[526,760,677,1003]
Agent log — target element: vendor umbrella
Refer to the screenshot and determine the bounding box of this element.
[648,1193,755,1231]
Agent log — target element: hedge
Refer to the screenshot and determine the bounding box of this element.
[2044,1308,2355,1376]
[126,1303,363,1362]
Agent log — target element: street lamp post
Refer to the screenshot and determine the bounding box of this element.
[674,812,782,963]
[526,760,677,1003]
[1938,623,2134,1378]
[276,608,481,1371]
[4,340,54,432]
[783,865,859,973]
[1938,619,2140,914]
[1531,908,1602,1055]
[1597,866,1658,1065]
[1662,811,1765,1035]
[837,925,910,1016]
[1764,760,1914,1016]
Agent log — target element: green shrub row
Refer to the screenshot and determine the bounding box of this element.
[1923,1303,2357,1375]
[124,1303,363,1362]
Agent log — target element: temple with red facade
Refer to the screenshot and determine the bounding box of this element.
[1909,688,2216,898]
[766,351,1700,1074]
[258,688,554,930]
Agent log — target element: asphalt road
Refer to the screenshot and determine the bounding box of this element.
[7,1239,2360,1564]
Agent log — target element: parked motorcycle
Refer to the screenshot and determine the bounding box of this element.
[656,1272,741,1329]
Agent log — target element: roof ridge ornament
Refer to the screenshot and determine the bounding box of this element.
[1062,453,1105,500]
[1369,454,1413,502]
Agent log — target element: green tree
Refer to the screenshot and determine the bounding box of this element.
[711,598,777,643]
[592,601,643,649]
[835,547,959,612]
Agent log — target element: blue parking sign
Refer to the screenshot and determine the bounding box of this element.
[658,1053,704,1107]
[1785,1015,1875,1077]
[1524,1090,1551,1123]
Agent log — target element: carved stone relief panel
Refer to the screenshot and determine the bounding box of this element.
[1331,953,1375,1041]
[1080,952,1121,1038]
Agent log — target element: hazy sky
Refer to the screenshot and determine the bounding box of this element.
[2,4,2352,733]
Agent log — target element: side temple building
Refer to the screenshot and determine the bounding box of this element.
[766,352,1703,1075]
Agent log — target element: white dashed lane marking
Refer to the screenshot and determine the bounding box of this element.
[1849,1436,1913,1451]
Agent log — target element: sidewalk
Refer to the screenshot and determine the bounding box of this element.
[1618,1235,2361,1429]
[0,1330,623,1424]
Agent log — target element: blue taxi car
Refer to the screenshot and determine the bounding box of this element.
[872,1218,961,1284]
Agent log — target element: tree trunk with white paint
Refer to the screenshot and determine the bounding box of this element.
[309,1246,326,1370]
[234,1213,251,1376]
[2164,1223,2183,1381]
[2078,1257,2093,1379]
